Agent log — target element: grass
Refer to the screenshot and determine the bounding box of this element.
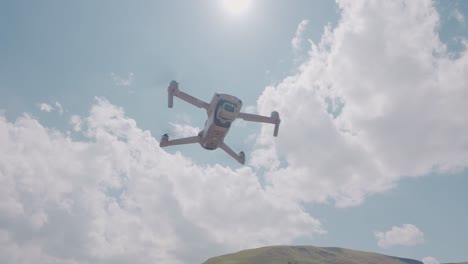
[203,245,423,264]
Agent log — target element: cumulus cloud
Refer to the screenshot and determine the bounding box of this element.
[69,115,82,131]
[5,1,468,263]
[55,101,64,115]
[37,102,64,114]
[254,0,468,207]
[170,122,200,138]
[0,98,323,264]
[374,224,424,248]
[0,230,81,264]
[38,103,53,112]
[291,19,309,52]
[451,9,465,24]
[422,256,440,264]
[111,72,134,87]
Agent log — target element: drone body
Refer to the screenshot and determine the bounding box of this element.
[160,80,280,164]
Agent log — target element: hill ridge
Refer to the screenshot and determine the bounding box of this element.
[203,245,467,264]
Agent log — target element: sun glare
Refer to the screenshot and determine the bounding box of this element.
[222,0,251,16]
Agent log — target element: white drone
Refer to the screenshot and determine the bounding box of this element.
[160,80,281,164]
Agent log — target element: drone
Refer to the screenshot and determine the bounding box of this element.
[160,80,281,164]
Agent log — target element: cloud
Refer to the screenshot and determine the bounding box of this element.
[243,105,257,114]
[422,256,440,264]
[291,19,309,51]
[55,101,64,115]
[69,115,82,131]
[4,1,468,262]
[111,72,134,87]
[254,0,468,207]
[38,103,53,112]
[37,102,64,114]
[374,224,424,248]
[170,122,200,138]
[0,230,81,264]
[451,9,465,24]
[0,98,323,264]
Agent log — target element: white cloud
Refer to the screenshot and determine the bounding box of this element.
[244,105,257,114]
[291,19,309,51]
[422,256,440,264]
[38,103,53,112]
[0,98,323,264]
[111,72,134,87]
[452,9,465,24]
[254,0,468,207]
[0,230,81,264]
[374,224,424,248]
[69,115,82,132]
[37,102,64,114]
[55,101,64,115]
[5,1,468,262]
[170,122,200,138]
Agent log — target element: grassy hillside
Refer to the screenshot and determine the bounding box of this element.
[203,245,423,264]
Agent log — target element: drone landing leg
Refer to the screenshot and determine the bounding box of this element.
[219,142,245,165]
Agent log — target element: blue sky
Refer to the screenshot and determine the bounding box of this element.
[1,1,468,263]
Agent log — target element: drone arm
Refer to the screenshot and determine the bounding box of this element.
[168,81,209,110]
[219,142,245,165]
[238,111,281,137]
[159,134,200,148]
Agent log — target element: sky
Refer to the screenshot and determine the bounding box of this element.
[1,0,468,263]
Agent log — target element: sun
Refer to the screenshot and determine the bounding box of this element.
[222,0,252,16]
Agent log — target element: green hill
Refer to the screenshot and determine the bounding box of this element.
[203,245,464,264]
